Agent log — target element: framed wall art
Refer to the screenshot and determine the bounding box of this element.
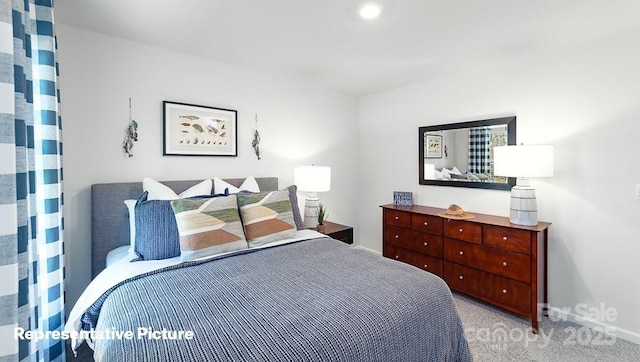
[393,191,413,206]
[424,133,442,159]
[163,101,238,156]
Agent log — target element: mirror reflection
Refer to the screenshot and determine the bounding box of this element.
[419,116,516,190]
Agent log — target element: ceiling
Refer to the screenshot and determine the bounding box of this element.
[54,0,640,96]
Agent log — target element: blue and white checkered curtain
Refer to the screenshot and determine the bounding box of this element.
[1,0,65,361]
[468,127,492,174]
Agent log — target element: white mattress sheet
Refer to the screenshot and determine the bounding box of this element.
[105,245,136,267]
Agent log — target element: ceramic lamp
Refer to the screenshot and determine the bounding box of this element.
[294,166,331,228]
[494,145,554,226]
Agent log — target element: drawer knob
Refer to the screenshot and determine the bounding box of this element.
[395,216,399,220]
[502,289,508,294]
[459,251,464,256]
[395,255,399,259]
[423,242,428,246]
[502,261,507,267]
[459,228,463,233]
[459,275,464,280]
[424,264,428,269]
[503,236,508,241]
[424,222,428,226]
[395,234,399,239]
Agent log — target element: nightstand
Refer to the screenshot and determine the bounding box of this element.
[322,221,354,244]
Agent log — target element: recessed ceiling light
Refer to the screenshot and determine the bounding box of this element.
[358,3,382,20]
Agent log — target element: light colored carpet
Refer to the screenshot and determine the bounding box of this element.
[453,293,640,362]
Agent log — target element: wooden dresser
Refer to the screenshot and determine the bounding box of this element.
[381,204,551,332]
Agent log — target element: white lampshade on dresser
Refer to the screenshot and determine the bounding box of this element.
[294,166,331,228]
[494,145,554,226]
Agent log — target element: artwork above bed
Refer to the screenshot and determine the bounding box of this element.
[162,101,238,156]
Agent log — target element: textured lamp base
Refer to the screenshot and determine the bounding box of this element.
[303,193,320,229]
[509,178,538,226]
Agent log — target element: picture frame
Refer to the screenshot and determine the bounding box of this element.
[424,133,442,159]
[163,101,238,156]
[393,191,413,206]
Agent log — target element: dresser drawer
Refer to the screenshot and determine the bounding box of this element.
[383,244,413,265]
[411,214,443,235]
[444,238,531,283]
[483,225,531,254]
[384,226,443,258]
[384,226,413,245]
[443,261,484,296]
[413,253,443,277]
[444,262,531,314]
[384,209,412,228]
[443,219,482,244]
[383,244,443,277]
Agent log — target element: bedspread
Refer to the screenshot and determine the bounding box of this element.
[83,238,471,361]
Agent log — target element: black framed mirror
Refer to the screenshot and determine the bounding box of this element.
[419,116,516,190]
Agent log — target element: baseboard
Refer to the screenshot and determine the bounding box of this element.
[547,306,640,345]
[356,245,381,254]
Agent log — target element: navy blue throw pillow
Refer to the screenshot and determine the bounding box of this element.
[133,192,181,260]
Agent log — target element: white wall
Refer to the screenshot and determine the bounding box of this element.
[358,29,640,342]
[56,25,359,311]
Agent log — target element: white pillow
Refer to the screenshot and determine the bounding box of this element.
[441,168,452,179]
[450,166,462,175]
[213,176,260,194]
[143,178,212,200]
[124,199,137,254]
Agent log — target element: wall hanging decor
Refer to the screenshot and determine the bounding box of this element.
[252,114,261,160]
[163,101,238,156]
[122,98,138,158]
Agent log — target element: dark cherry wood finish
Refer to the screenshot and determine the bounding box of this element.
[322,221,353,244]
[381,204,551,332]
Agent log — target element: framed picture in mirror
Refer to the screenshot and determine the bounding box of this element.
[425,134,443,158]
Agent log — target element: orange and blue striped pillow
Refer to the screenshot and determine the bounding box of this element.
[237,190,296,247]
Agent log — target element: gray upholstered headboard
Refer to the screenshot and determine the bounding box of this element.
[91,177,278,278]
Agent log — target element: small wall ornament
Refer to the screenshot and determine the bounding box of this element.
[122,98,138,158]
[251,114,261,160]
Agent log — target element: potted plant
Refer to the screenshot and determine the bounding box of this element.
[316,204,328,233]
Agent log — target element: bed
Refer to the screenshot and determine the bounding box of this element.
[65,177,471,361]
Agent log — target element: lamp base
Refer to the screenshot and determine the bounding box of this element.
[303,192,319,229]
[509,178,538,226]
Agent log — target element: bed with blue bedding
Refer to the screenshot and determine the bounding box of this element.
[65,178,471,361]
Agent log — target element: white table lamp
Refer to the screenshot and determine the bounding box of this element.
[494,145,554,226]
[294,166,331,228]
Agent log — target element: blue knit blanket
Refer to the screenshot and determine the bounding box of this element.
[85,238,471,361]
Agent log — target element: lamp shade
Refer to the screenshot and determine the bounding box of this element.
[294,166,331,192]
[494,145,554,178]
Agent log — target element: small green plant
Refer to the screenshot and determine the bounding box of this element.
[317,204,328,225]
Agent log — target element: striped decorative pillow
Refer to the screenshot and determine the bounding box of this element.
[237,190,296,247]
[171,195,248,261]
[134,195,182,261]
